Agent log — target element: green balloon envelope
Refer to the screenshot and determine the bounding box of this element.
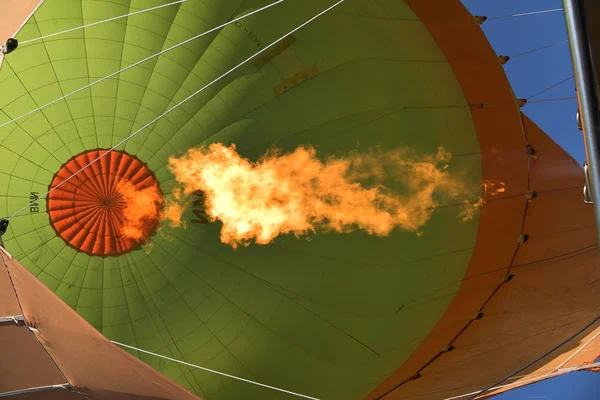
[0,1,482,398]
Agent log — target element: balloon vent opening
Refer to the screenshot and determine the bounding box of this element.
[47,150,163,257]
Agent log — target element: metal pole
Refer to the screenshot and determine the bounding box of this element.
[563,0,600,244]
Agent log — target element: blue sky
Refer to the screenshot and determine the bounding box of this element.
[462,0,585,165]
[494,371,600,399]
[457,1,592,398]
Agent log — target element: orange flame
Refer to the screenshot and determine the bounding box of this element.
[458,198,484,222]
[167,144,465,248]
[163,203,185,228]
[458,180,508,221]
[117,181,163,241]
[483,180,506,196]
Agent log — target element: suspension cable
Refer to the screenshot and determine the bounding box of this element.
[489,8,564,21]
[511,40,569,59]
[112,341,320,399]
[466,313,600,399]
[19,0,188,45]
[7,0,346,221]
[527,96,577,104]
[527,75,574,100]
[0,0,287,131]
[442,360,600,400]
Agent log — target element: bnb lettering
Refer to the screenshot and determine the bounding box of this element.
[30,192,39,213]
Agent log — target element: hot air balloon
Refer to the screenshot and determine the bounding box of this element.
[0,0,598,399]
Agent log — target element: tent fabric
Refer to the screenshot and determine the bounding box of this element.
[0,248,21,316]
[0,324,68,395]
[0,246,68,395]
[0,249,199,399]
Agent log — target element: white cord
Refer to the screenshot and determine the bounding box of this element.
[19,0,188,45]
[490,8,564,20]
[0,384,73,398]
[8,0,344,221]
[0,0,287,131]
[442,360,600,400]
[547,329,600,375]
[112,340,320,400]
[513,8,563,17]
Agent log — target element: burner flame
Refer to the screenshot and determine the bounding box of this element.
[165,144,468,248]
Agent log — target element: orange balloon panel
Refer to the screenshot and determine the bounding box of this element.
[47,150,162,257]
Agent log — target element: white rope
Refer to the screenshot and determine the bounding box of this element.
[547,329,600,374]
[8,0,345,222]
[0,384,72,398]
[112,340,321,400]
[490,8,564,20]
[0,0,286,131]
[19,0,188,45]
[513,8,563,18]
[465,311,600,400]
[441,361,600,400]
[0,315,24,324]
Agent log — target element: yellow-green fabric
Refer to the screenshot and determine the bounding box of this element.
[0,1,482,398]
